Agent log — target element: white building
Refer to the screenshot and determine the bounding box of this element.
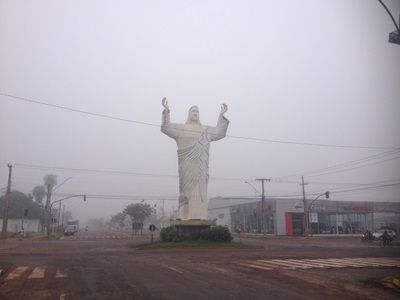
[0,219,41,233]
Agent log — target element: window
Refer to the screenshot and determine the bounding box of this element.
[218,213,224,219]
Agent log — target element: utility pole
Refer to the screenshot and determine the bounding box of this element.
[61,204,65,228]
[255,178,270,235]
[160,199,165,217]
[44,183,52,234]
[57,201,62,233]
[300,175,309,237]
[1,164,13,240]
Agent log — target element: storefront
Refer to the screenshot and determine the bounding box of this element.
[307,200,374,235]
[229,200,276,235]
[208,197,400,236]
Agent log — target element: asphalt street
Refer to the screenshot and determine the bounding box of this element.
[0,233,399,300]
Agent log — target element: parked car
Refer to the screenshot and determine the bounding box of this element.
[64,225,75,236]
[372,229,397,240]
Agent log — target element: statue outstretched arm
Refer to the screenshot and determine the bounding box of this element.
[210,103,229,142]
[161,97,180,139]
[220,103,228,116]
[162,97,170,114]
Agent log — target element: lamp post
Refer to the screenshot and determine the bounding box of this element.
[245,180,269,235]
[378,0,400,45]
[47,194,86,237]
[45,177,72,234]
[307,191,330,237]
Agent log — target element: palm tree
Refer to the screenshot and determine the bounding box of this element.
[32,185,46,205]
[43,174,58,194]
[43,174,58,232]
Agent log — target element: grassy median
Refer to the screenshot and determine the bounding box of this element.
[126,240,263,250]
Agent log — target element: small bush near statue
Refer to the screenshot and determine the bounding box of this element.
[160,225,233,243]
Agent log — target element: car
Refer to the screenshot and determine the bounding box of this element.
[372,229,397,240]
[64,225,75,236]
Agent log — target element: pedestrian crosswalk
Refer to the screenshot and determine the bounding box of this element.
[5,266,69,280]
[5,266,29,280]
[62,234,139,240]
[234,257,400,271]
[3,257,399,282]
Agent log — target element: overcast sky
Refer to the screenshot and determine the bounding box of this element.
[1,0,399,224]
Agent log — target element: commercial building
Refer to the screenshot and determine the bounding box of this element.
[208,197,400,236]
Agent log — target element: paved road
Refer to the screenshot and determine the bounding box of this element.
[0,233,399,300]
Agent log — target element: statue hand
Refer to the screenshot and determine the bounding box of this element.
[220,103,228,115]
[162,97,169,111]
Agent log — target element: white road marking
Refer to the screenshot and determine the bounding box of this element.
[238,257,400,271]
[28,267,45,279]
[236,261,274,271]
[55,269,68,278]
[162,264,186,274]
[6,266,69,280]
[6,266,28,279]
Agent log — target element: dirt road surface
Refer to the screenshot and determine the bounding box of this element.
[0,231,399,300]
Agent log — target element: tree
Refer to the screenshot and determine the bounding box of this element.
[32,185,46,205]
[110,213,126,230]
[0,190,45,224]
[43,174,58,232]
[123,202,156,233]
[43,174,58,193]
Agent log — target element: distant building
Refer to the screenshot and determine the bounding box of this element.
[0,218,41,233]
[208,197,400,236]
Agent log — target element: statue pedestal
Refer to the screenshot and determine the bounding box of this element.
[170,219,216,235]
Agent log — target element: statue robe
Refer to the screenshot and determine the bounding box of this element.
[161,110,229,220]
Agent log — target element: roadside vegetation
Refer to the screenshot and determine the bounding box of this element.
[159,225,233,243]
[126,239,262,249]
[126,225,262,249]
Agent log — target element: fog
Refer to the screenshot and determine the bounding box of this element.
[1,0,399,225]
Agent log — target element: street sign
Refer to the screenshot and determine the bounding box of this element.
[310,212,318,223]
[149,224,156,244]
[132,222,143,230]
[295,202,303,211]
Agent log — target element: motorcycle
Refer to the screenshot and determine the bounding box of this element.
[361,231,374,242]
[380,236,393,248]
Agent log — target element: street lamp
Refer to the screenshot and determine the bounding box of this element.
[245,181,261,196]
[245,180,268,235]
[378,0,400,45]
[45,177,72,234]
[307,191,330,237]
[47,194,86,237]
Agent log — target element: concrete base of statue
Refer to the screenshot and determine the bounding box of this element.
[170,219,216,235]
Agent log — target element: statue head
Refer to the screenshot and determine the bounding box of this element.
[186,106,202,125]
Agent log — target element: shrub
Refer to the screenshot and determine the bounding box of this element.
[160,226,181,242]
[160,225,233,243]
[199,226,233,242]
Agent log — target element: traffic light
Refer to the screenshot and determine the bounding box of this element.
[84,195,86,201]
[389,31,400,45]
[325,191,330,199]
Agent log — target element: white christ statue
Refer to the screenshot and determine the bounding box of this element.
[161,97,229,220]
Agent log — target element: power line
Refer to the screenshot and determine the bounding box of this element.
[329,182,400,195]
[273,150,400,181]
[0,92,159,128]
[1,92,399,150]
[2,163,177,179]
[1,162,399,190]
[47,182,400,201]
